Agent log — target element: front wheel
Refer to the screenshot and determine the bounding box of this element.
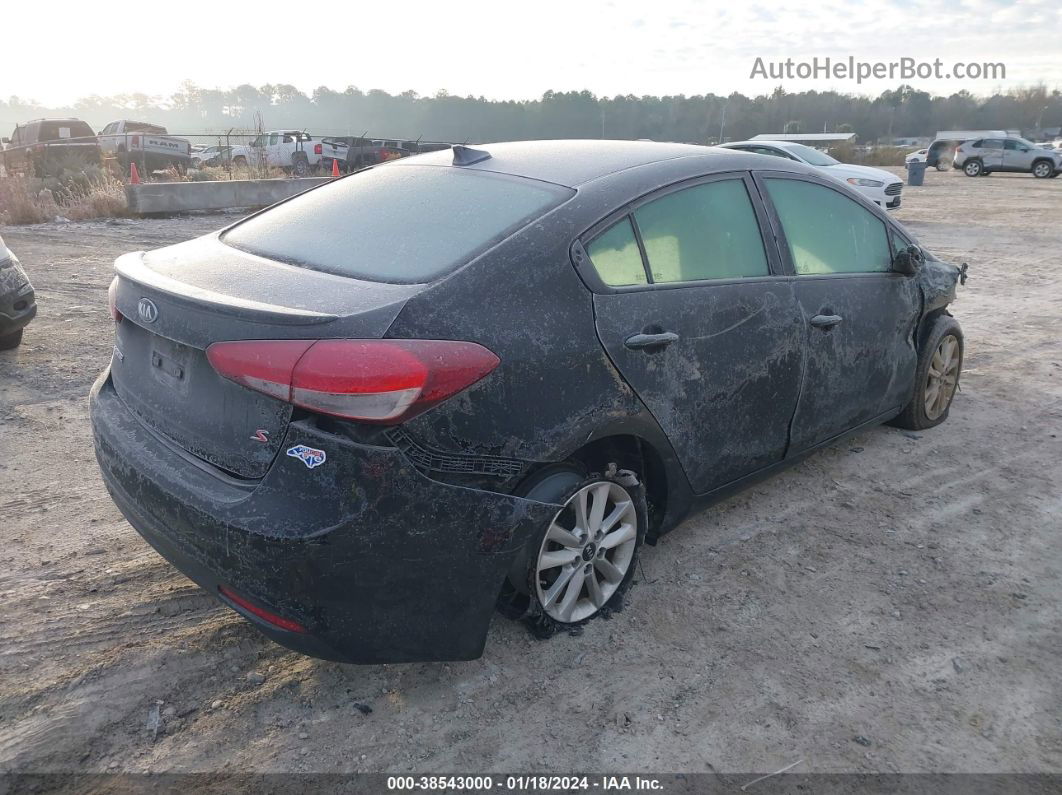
[1032,161,1054,178]
[963,160,983,177]
[892,315,963,430]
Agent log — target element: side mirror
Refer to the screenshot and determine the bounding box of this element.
[893,245,924,276]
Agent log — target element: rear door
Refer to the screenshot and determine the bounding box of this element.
[979,138,1005,169]
[757,174,920,451]
[582,173,805,494]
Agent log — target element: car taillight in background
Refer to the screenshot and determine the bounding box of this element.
[206,339,500,424]
[131,135,140,147]
[314,143,322,155]
[107,277,122,322]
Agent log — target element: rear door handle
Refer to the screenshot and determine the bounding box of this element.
[624,331,679,350]
[809,314,843,329]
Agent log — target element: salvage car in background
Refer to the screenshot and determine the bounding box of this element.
[953,136,1062,178]
[1,118,101,177]
[230,130,323,176]
[97,120,192,173]
[0,234,37,349]
[717,140,904,209]
[190,145,234,168]
[319,137,413,173]
[91,140,965,664]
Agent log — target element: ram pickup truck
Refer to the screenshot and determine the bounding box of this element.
[97,120,192,172]
[1,118,101,177]
[230,131,323,176]
[319,137,413,173]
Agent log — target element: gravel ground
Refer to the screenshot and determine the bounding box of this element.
[0,169,1060,777]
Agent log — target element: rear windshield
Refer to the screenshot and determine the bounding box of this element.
[222,165,574,283]
[38,121,95,142]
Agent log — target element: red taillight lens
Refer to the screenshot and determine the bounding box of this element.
[314,143,322,155]
[131,135,139,147]
[107,277,122,322]
[206,339,500,424]
[218,585,306,633]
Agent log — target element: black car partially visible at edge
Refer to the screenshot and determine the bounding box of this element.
[0,234,36,349]
[90,140,966,663]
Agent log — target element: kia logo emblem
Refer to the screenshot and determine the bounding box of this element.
[137,298,158,324]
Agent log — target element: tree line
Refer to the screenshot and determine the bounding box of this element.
[2,82,1060,144]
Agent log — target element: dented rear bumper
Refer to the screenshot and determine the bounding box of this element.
[90,370,557,663]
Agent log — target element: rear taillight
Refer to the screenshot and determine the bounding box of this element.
[206,339,500,424]
[107,277,122,322]
[131,135,140,147]
[314,143,322,155]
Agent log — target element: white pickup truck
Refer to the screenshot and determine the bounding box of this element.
[97,120,191,172]
[230,130,323,176]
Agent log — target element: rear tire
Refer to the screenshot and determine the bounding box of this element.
[0,329,24,350]
[499,466,646,638]
[292,155,310,177]
[963,159,983,177]
[891,315,963,431]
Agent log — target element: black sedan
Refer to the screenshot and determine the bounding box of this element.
[0,234,36,349]
[90,141,965,663]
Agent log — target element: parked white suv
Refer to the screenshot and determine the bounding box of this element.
[718,141,904,209]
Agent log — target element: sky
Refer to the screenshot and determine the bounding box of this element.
[2,0,1060,105]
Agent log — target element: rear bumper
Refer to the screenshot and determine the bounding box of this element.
[90,371,557,663]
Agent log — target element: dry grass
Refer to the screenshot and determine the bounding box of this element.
[0,171,129,225]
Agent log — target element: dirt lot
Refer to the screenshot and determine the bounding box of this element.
[1,169,1060,778]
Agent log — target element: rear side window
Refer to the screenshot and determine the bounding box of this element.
[765,178,890,275]
[633,179,769,283]
[586,218,647,286]
[223,165,574,283]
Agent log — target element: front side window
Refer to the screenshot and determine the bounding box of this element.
[585,218,647,286]
[765,178,891,275]
[633,179,769,283]
[982,139,1004,149]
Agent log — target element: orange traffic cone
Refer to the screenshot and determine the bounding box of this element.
[331,158,340,177]
[129,162,141,185]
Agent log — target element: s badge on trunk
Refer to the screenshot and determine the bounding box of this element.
[251,429,269,443]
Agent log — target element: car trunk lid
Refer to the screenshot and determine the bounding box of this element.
[109,235,422,479]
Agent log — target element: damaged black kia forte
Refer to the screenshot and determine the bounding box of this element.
[90,141,965,663]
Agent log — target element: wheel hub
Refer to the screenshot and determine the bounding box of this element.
[534,480,638,624]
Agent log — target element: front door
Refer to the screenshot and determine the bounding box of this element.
[584,174,805,493]
[1002,138,1036,172]
[758,175,921,451]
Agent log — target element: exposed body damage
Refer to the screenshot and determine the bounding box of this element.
[90,140,965,662]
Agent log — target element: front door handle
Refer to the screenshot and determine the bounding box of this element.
[809,314,843,329]
[624,331,679,350]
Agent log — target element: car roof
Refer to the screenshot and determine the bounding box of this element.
[392,139,794,187]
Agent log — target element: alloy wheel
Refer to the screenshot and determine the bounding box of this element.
[534,480,638,623]
[925,334,960,420]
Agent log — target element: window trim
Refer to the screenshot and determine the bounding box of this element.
[572,170,784,294]
[751,170,903,281]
